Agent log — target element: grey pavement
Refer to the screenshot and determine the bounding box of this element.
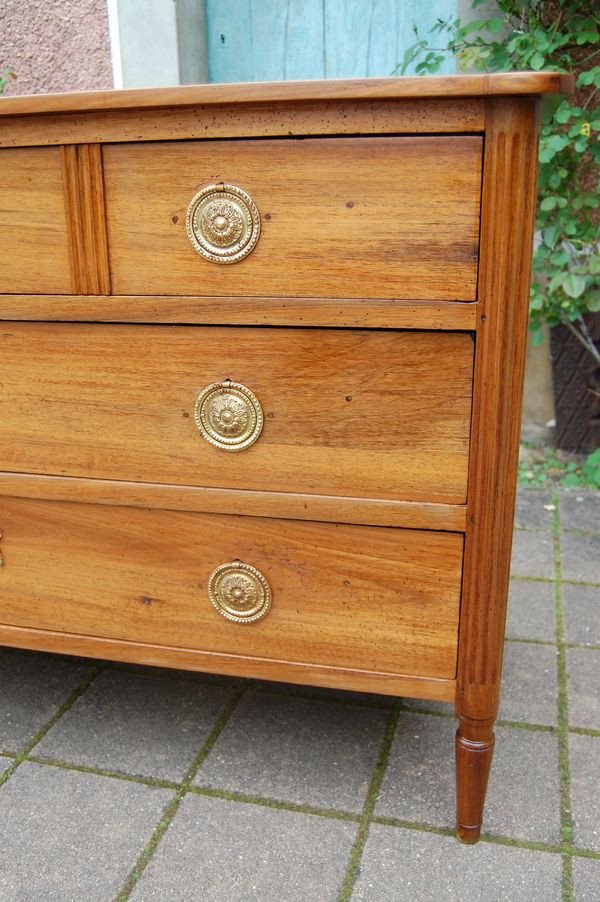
[0,487,598,901]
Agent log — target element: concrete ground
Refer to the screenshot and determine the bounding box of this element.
[0,488,598,901]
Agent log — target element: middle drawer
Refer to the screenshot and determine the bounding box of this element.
[0,324,473,503]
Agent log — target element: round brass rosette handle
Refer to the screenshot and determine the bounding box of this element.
[186,183,261,264]
[194,381,263,452]
[208,561,272,624]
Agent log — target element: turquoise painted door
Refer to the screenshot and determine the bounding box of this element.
[205,0,456,83]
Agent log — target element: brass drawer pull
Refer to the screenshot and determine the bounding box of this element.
[186,183,261,264]
[208,561,272,623]
[194,380,263,452]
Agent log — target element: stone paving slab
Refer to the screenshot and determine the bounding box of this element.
[506,579,557,642]
[0,761,173,902]
[0,649,93,753]
[485,726,560,844]
[564,583,600,647]
[130,793,357,902]
[376,715,560,844]
[515,489,554,531]
[569,733,600,852]
[351,825,563,902]
[572,856,600,902]
[558,491,600,535]
[375,712,455,827]
[567,648,600,731]
[560,533,600,584]
[195,690,387,811]
[0,757,12,777]
[511,529,556,579]
[36,668,235,781]
[499,642,558,726]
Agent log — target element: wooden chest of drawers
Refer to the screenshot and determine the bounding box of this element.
[0,73,570,842]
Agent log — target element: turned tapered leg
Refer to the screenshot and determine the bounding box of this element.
[455,717,495,844]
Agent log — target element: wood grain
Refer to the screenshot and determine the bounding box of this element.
[77,144,111,295]
[0,295,478,330]
[0,147,71,294]
[60,144,110,295]
[0,624,457,701]
[0,72,573,118]
[455,96,541,843]
[0,324,474,503]
[0,473,467,532]
[103,136,482,300]
[0,99,485,149]
[0,497,463,679]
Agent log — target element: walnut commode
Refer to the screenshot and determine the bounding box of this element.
[0,73,571,842]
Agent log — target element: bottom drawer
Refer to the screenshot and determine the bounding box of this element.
[0,498,463,680]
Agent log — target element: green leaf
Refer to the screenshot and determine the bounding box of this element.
[562,273,586,299]
[587,294,600,312]
[577,68,598,87]
[589,256,600,275]
[543,226,559,247]
[487,17,505,34]
[576,30,599,44]
[531,328,546,347]
[554,105,572,124]
[530,51,545,70]
[540,196,558,211]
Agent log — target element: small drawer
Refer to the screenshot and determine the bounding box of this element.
[0,323,473,504]
[0,497,463,679]
[103,135,482,300]
[0,147,72,294]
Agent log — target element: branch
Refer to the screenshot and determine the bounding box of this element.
[561,315,600,366]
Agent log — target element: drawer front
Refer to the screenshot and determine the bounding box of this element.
[0,324,473,503]
[103,136,482,300]
[0,147,72,294]
[0,498,463,679]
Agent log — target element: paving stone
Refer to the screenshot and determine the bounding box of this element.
[485,727,560,844]
[0,649,93,752]
[567,649,600,731]
[194,690,387,812]
[376,715,560,843]
[561,533,600,585]
[559,490,600,535]
[564,583,600,646]
[510,530,555,579]
[506,580,557,642]
[375,712,455,827]
[351,824,562,902]
[515,489,554,531]
[572,857,600,902]
[36,669,234,781]
[0,757,12,776]
[500,643,558,726]
[569,733,600,852]
[0,761,172,902]
[131,793,356,902]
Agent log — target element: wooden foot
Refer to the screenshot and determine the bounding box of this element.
[455,719,495,844]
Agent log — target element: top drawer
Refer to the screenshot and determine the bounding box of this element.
[103,136,482,300]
